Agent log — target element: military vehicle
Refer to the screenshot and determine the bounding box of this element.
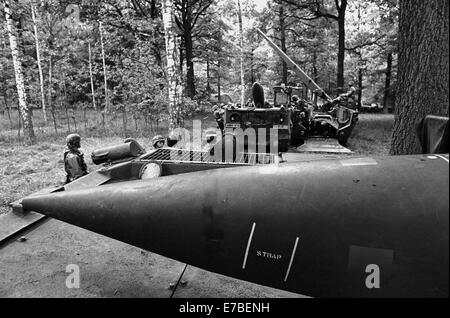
[215,29,358,154]
[5,26,448,297]
[8,113,449,298]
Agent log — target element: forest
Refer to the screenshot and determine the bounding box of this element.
[0,0,448,154]
[0,1,399,137]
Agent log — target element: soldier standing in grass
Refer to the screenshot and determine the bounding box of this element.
[64,133,88,184]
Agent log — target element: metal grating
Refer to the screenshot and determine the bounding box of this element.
[236,152,276,165]
[142,148,276,165]
[142,148,213,162]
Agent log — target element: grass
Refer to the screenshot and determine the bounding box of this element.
[348,113,395,156]
[0,108,217,215]
[0,110,395,215]
[0,108,214,142]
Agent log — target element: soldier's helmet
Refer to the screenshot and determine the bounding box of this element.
[167,133,179,147]
[152,135,165,147]
[348,81,355,87]
[292,95,300,103]
[66,133,81,148]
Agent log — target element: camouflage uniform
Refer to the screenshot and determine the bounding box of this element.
[338,83,357,109]
[64,134,88,184]
[213,106,225,134]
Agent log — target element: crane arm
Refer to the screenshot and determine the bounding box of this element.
[257,29,332,102]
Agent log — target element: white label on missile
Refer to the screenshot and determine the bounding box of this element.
[242,223,256,270]
[284,237,300,282]
[256,251,282,260]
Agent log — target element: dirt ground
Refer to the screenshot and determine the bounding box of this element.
[0,218,304,298]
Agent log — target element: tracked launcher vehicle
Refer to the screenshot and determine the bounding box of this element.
[215,29,358,155]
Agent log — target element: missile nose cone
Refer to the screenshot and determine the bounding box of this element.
[22,191,85,223]
[22,195,55,216]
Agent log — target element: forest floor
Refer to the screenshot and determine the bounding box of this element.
[0,111,394,215]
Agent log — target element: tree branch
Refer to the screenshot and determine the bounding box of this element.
[345,34,386,53]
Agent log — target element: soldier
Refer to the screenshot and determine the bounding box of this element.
[336,81,357,109]
[64,133,88,184]
[291,95,309,127]
[324,81,357,113]
[291,95,301,108]
[213,105,225,134]
[152,135,166,149]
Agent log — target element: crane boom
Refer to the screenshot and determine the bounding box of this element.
[257,29,332,102]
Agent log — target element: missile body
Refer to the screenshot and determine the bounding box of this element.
[22,155,449,297]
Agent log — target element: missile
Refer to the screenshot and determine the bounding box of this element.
[21,154,449,297]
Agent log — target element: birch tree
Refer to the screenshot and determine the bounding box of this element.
[88,42,97,112]
[99,21,108,114]
[237,0,245,107]
[31,3,46,124]
[3,0,36,144]
[162,0,181,131]
[48,50,57,134]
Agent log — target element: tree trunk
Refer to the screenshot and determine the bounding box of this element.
[279,2,288,84]
[88,42,97,112]
[391,0,449,155]
[31,4,47,124]
[358,67,362,109]
[179,36,185,74]
[133,111,139,132]
[162,0,181,131]
[206,59,211,93]
[250,49,255,85]
[122,105,127,136]
[4,0,36,144]
[6,101,12,125]
[17,105,21,137]
[144,114,148,129]
[217,32,222,101]
[99,22,109,113]
[72,109,77,132]
[0,58,12,126]
[48,55,58,134]
[238,0,245,107]
[312,49,318,82]
[336,1,347,90]
[150,0,163,69]
[184,13,196,98]
[383,52,393,113]
[63,99,70,132]
[102,110,106,130]
[217,59,221,101]
[63,77,72,132]
[83,106,87,133]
